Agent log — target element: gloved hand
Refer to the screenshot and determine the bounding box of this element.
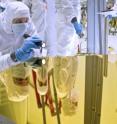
[15,36,42,61]
[106,14,117,20]
[106,15,113,20]
[73,22,84,38]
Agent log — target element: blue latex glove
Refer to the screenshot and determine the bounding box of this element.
[106,15,113,20]
[73,22,83,37]
[15,36,42,61]
[106,14,117,20]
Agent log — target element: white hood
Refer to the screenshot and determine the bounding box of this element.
[1,1,30,34]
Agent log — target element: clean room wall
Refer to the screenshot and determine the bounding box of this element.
[100,55,117,124]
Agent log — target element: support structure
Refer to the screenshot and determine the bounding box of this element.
[84,55,104,124]
[87,0,108,54]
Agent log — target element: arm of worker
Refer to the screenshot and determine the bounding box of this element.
[0,53,20,72]
[106,12,117,19]
[0,36,42,72]
[59,0,81,22]
[71,17,84,38]
[98,10,117,19]
[59,0,83,37]
[59,0,76,23]
[23,22,47,57]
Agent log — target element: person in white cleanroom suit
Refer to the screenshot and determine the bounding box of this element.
[0,1,44,101]
[0,1,44,72]
[55,0,83,56]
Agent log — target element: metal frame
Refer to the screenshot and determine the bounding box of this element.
[84,55,104,124]
[87,0,108,54]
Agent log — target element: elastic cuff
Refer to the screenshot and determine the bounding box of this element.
[10,52,18,62]
[71,17,77,23]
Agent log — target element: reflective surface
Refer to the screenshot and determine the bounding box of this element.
[0,56,117,124]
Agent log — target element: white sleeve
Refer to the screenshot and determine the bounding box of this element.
[0,53,20,72]
[60,0,76,23]
[57,0,81,23]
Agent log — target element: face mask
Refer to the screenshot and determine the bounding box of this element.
[12,23,28,37]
